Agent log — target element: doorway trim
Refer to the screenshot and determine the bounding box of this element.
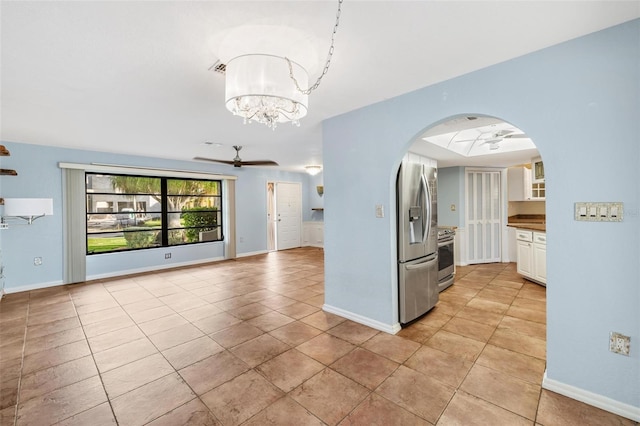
[266,180,302,251]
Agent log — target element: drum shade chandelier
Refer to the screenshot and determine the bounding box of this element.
[224,0,343,130]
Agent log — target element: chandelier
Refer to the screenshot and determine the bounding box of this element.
[225,54,309,129]
[224,0,343,130]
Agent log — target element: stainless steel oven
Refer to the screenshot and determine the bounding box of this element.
[437,229,455,292]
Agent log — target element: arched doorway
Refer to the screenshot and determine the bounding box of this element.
[407,114,545,271]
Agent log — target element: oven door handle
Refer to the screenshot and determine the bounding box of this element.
[438,237,454,247]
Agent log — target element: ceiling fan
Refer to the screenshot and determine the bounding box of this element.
[194,145,278,168]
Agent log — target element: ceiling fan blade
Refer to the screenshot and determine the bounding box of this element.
[503,133,528,139]
[240,160,279,166]
[193,157,236,165]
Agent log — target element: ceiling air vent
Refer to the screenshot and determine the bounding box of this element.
[209,60,226,75]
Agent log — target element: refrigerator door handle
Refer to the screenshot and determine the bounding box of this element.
[420,173,431,244]
[405,254,438,270]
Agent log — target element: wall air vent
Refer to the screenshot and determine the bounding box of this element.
[209,60,226,75]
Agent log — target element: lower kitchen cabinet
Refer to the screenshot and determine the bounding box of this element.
[516,229,546,285]
[532,235,547,283]
[516,238,534,277]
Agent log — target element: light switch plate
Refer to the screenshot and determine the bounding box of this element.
[575,202,623,222]
[375,204,384,218]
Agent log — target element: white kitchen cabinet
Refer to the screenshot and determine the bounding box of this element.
[516,230,534,277]
[532,232,547,283]
[303,222,324,248]
[516,229,546,285]
[530,182,546,200]
[508,166,545,201]
[508,167,532,201]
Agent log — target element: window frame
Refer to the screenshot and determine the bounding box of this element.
[85,172,224,255]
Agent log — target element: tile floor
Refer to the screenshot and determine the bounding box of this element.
[0,247,636,425]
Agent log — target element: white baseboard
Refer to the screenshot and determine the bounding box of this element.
[5,257,227,294]
[86,256,226,281]
[4,279,65,294]
[236,250,269,258]
[322,303,402,335]
[542,371,640,422]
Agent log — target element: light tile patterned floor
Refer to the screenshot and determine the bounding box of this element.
[0,247,636,425]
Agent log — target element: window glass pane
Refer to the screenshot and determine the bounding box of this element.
[87,214,120,232]
[86,173,222,254]
[166,196,221,212]
[167,179,220,196]
[121,229,161,249]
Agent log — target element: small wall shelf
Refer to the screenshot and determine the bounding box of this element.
[311,208,324,211]
[0,145,16,175]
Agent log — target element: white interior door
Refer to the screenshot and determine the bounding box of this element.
[466,169,501,264]
[275,182,302,250]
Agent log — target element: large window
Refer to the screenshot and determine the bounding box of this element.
[86,173,222,254]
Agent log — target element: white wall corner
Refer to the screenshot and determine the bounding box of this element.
[542,371,640,422]
[323,303,401,334]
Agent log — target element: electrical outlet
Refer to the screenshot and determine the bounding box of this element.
[164,253,171,259]
[450,204,456,212]
[375,204,384,218]
[609,332,630,356]
[34,257,42,266]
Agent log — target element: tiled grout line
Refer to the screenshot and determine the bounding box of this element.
[64,257,329,425]
[67,283,120,426]
[76,280,213,425]
[8,253,550,425]
[399,261,545,424]
[11,294,31,426]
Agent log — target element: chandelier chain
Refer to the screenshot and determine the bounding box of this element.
[286,0,343,95]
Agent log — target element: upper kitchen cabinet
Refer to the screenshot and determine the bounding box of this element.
[531,182,545,200]
[532,156,544,183]
[508,166,545,201]
[508,166,532,201]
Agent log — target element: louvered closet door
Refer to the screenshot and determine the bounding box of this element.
[466,170,501,264]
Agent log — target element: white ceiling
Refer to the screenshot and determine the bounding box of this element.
[2,1,638,172]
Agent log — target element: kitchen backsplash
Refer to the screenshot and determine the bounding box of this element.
[508,201,546,217]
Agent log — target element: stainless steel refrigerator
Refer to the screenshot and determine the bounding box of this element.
[397,153,438,324]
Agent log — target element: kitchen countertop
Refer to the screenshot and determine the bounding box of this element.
[507,215,546,232]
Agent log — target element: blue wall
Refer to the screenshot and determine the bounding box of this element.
[0,142,311,290]
[324,19,639,411]
[307,171,324,222]
[436,166,464,227]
